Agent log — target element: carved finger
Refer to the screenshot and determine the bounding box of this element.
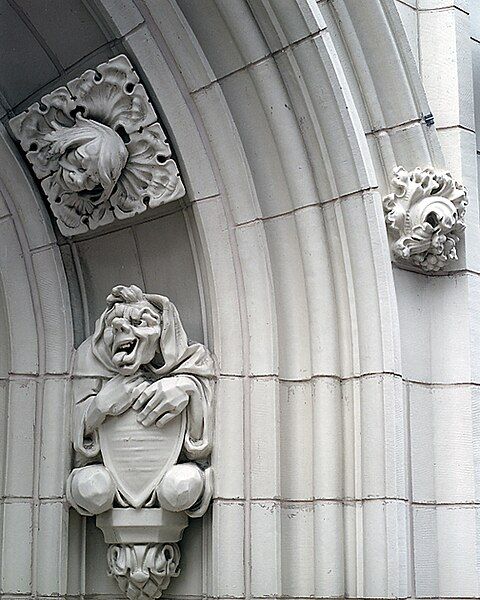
[140,405,165,427]
[132,387,155,410]
[140,400,174,427]
[137,395,163,422]
[149,399,178,422]
[130,381,150,402]
[156,412,176,428]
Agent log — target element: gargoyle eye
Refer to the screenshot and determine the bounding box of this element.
[131,318,143,327]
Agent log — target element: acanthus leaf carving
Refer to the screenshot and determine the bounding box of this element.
[107,542,181,600]
[383,166,467,272]
[9,55,185,236]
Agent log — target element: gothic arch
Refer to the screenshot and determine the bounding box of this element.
[0,0,447,597]
[0,124,73,593]
[90,1,443,597]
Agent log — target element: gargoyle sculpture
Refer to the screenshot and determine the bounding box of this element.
[67,285,216,600]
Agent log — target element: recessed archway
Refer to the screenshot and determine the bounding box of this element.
[0,1,448,598]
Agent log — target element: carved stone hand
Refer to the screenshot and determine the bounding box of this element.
[85,373,146,432]
[132,376,195,428]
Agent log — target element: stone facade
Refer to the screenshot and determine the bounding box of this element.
[0,1,479,599]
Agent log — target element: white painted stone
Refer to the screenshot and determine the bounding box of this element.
[133,210,205,343]
[288,32,377,194]
[313,502,345,596]
[218,64,305,220]
[94,0,144,37]
[395,1,419,63]
[166,516,204,596]
[1,503,33,593]
[36,502,68,595]
[1,2,480,600]
[191,82,261,225]
[333,0,429,133]
[0,218,39,374]
[280,502,315,596]
[342,374,407,500]
[436,126,478,210]
[67,284,215,599]
[279,381,314,501]
[383,166,467,272]
[417,0,469,11]
[409,383,477,503]
[413,506,480,597]
[294,206,340,377]
[418,6,474,130]
[264,214,312,381]
[10,56,185,236]
[192,196,245,376]
[177,0,270,81]
[211,501,245,597]
[0,382,7,497]
[247,0,323,53]
[472,2,480,41]
[142,0,216,93]
[123,26,220,200]
[250,501,281,596]
[235,221,278,375]
[366,122,439,188]
[4,380,36,498]
[39,379,70,498]
[0,124,55,251]
[32,248,73,374]
[472,40,480,140]
[312,377,343,500]
[339,191,401,375]
[250,377,280,499]
[212,376,245,500]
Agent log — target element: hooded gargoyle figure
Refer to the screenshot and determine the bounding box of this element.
[67,285,216,518]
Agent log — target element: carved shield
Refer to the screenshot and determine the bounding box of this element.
[99,408,186,508]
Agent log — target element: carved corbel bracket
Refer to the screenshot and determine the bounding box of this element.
[383,166,467,272]
[67,285,215,599]
[97,509,187,600]
[9,55,185,236]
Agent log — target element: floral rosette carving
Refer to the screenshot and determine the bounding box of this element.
[383,166,467,272]
[9,55,185,236]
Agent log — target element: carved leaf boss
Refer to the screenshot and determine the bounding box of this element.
[383,166,467,272]
[67,285,216,600]
[10,55,185,236]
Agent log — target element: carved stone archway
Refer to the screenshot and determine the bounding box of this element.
[0,1,472,599]
[0,124,73,594]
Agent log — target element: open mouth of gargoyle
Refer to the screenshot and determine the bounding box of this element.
[113,339,138,359]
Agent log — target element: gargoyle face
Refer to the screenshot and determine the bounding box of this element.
[103,301,162,375]
[59,148,100,192]
[47,115,129,196]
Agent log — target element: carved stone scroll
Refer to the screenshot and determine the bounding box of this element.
[383,166,467,272]
[10,55,185,236]
[67,285,216,599]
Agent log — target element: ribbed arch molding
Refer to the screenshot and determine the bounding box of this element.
[70,0,449,598]
[82,1,439,598]
[0,125,73,595]
[0,0,448,598]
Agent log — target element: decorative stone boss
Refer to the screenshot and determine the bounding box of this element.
[10,55,184,236]
[383,166,467,271]
[67,285,216,600]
